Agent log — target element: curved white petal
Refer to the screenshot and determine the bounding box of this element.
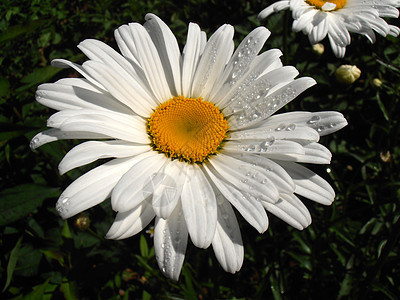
[228,77,317,130]
[30,128,106,150]
[56,157,139,219]
[258,0,290,19]
[210,27,271,101]
[182,23,204,97]
[228,153,295,194]
[152,160,187,219]
[181,164,217,249]
[208,154,280,203]
[259,111,348,136]
[127,22,172,102]
[204,163,269,233]
[154,202,188,280]
[51,59,106,91]
[212,194,244,273]
[277,160,335,205]
[49,109,148,144]
[144,13,182,96]
[106,196,155,239]
[191,24,234,99]
[111,152,168,212]
[262,193,311,230]
[58,141,151,175]
[36,81,131,113]
[82,60,156,117]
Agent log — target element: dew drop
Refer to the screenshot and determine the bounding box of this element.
[275,123,286,131]
[161,243,165,249]
[317,126,325,133]
[259,137,275,152]
[307,115,321,125]
[286,123,296,131]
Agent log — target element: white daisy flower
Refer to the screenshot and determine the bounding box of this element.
[31,13,347,280]
[258,0,400,57]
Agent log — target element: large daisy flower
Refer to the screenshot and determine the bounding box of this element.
[258,0,400,57]
[31,14,347,280]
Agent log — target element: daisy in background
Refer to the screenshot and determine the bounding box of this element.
[258,0,400,57]
[31,13,347,280]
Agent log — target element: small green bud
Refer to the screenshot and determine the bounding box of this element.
[335,65,361,85]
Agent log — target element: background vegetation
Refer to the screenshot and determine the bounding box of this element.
[1,0,400,299]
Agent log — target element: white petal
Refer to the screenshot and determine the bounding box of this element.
[259,111,348,136]
[228,153,295,194]
[208,154,279,203]
[30,128,106,150]
[223,139,305,158]
[182,23,203,97]
[258,0,290,19]
[277,160,335,205]
[191,24,234,99]
[51,59,106,91]
[36,81,130,113]
[210,27,271,101]
[228,125,320,143]
[111,152,168,212]
[127,22,172,102]
[309,12,329,43]
[114,24,141,64]
[228,77,316,130]
[144,13,182,95]
[58,141,151,175]
[152,160,187,219]
[154,202,188,280]
[215,49,284,108]
[78,39,143,82]
[51,109,149,144]
[56,157,138,219]
[83,60,156,117]
[212,195,244,273]
[262,193,311,230]
[105,196,155,239]
[181,164,217,249]
[222,66,300,116]
[204,163,269,233]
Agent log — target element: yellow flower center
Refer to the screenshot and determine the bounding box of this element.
[306,0,347,10]
[147,96,229,163]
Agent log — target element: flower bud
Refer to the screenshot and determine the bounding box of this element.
[312,43,325,56]
[371,78,383,88]
[74,213,90,231]
[335,65,361,85]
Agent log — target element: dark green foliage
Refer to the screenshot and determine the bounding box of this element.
[1,0,400,299]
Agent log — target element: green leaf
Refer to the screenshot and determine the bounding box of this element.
[23,278,51,300]
[2,236,23,292]
[140,234,149,258]
[60,279,77,300]
[0,19,49,43]
[0,184,59,227]
[17,66,62,92]
[0,76,10,98]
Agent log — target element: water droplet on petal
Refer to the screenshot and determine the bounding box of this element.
[275,123,286,131]
[286,123,296,131]
[307,115,321,125]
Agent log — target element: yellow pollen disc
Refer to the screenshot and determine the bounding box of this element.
[306,0,347,10]
[147,96,229,163]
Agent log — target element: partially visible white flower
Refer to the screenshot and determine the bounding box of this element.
[258,0,400,57]
[335,64,361,84]
[31,13,347,280]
